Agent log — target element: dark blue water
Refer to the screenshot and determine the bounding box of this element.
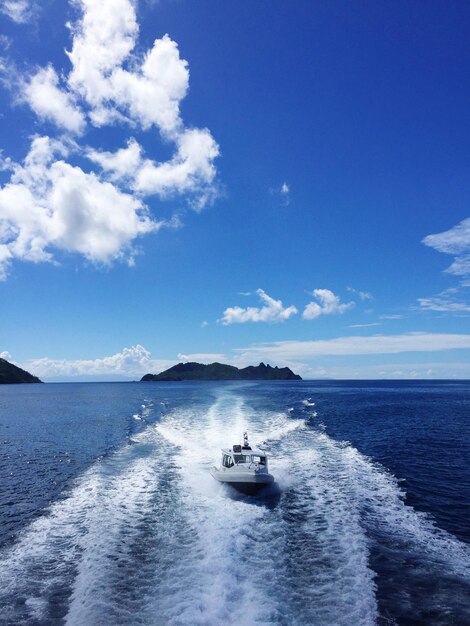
[0,380,469,625]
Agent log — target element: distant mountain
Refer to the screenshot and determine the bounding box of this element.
[141,361,302,381]
[0,358,42,384]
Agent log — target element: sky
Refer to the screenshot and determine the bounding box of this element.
[0,0,469,381]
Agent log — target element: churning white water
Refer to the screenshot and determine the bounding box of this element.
[0,386,469,625]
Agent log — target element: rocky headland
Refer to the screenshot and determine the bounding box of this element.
[141,361,302,382]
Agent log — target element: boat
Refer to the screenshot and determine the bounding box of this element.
[210,432,274,494]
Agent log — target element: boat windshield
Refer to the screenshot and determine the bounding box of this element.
[233,454,249,464]
[251,455,266,465]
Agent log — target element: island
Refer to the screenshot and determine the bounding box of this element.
[0,357,43,384]
[141,361,302,381]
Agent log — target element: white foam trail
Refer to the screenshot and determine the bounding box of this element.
[153,390,377,625]
[2,385,468,625]
[0,416,168,625]
[332,437,470,578]
[152,391,285,624]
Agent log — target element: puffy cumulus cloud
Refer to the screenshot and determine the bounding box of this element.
[0,0,35,23]
[1,0,219,278]
[66,3,188,135]
[65,0,139,117]
[89,128,219,208]
[303,289,354,320]
[0,350,12,360]
[135,129,219,209]
[423,218,470,277]
[24,66,85,134]
[220,289,298,325]
[23,344,175,380]
[0,136,169,278]
[86,139,143,183]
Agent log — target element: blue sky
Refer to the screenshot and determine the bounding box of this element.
[0,0,469,380]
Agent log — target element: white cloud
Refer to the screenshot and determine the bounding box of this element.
[423,218,470,255]
[348,323,381,328]
[134,128,219,207]
[220,288,298,325]
[177,352,225,363]
[0,0,35,23]
[15,337,470,382]
[22,344,174,380]
[297,361,470,380]
[423,218,470,276]
[270,181,290,206]
[303,288,354,320]
[200,321,209,328]
[66,2,189,136]
[418,295,470,313]
[0,350,12,360]
[1,0,219,278]
[89,129,219,207]
[379,314,404,320]
[234,332,470,362]
[346,287,373,301]
[24,66,85,134]
[86,139,143,182]
[0,136,172,278]
[0,35,11,50]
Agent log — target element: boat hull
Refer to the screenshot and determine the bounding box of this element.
[210,467,274,494]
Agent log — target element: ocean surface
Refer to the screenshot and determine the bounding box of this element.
[0,380,469,626]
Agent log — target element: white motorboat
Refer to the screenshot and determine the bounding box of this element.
[210,432,274,494]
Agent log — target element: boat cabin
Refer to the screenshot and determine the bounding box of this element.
[211,431,274,493]
[220,446,268,470]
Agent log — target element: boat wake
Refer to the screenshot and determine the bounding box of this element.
[0,386,469,625]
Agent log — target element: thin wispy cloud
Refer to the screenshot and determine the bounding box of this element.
[234,332,470,361]
[220,288,298,325]
[270,181,290,206]
[0,0,219,279]
[420,218,470,312]
[346,287,373,301]
[348,323,381,328]
[0,35,11,50]
[0,0,36,24]
[423,217,470,277]
[379,314,404,320]
[303,289,354,320]
[177,352,225,363]
[418,292,470,313]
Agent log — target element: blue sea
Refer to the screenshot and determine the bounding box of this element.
[0,380,469,625]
